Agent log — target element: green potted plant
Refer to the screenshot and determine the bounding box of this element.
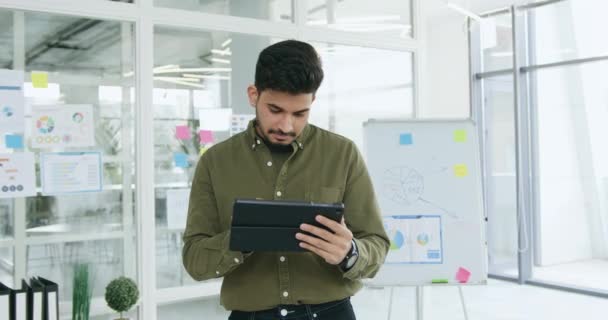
[105,277,139,320]
[73,263,94,320]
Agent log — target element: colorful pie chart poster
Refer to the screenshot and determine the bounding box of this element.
[0,152,36,198]
[383,215,443,264]
[31,105,95,148]
[0,69,25,134]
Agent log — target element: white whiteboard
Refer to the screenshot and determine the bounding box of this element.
[363,119,487,286]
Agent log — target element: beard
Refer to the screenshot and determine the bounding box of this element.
[255,108,297,148]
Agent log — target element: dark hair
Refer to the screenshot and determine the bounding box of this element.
[255,40,324,95]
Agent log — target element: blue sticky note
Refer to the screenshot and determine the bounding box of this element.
[5,134,24,149]
[399,133,413,145]
[173,152,189,168]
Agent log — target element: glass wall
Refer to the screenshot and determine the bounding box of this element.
[155,0,292,23]
[532,0,608,65]
[472,0,608,294]
[152,27,278,289]
[306,0,413,38]
[483,75,518,278]
[0,8,137,316]
[0,1,418,319]
[310,43,414,149]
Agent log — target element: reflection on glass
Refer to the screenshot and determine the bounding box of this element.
[0,10,141,308]
[0,247,13,287]
[533,62,608,292]
[306,0,412,38]
[532,0,608,65]
[483,76,518,278]
[480,14,513,72]
[153,26,273,288]
[0,11,13,68]
[310,43,414,149]
[155,0,292,23]
[0,199,13,239]
[27,239,125,300]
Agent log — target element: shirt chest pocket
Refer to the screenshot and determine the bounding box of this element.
[308,186,343,204]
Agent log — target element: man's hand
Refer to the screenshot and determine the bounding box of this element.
[296,215,353,265]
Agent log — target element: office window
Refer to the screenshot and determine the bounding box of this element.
[310,43,414,150]
[482,75,518,278]
[306,0,413,38]
[154,0,292,23]
[0,9,137,310]
[481,14,513,72]
[153,26,279,289]
[532,61,608,292]
[532,0,608,65]
[0,247,13,287]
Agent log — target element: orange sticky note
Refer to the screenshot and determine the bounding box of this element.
[31,72,48,88]
[454,164,468,177]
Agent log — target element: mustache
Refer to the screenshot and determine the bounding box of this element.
[268,129,296,137]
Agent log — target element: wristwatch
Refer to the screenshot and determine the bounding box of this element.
[339,240,359,271]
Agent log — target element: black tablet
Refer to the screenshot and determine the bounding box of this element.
[230,199,345,252]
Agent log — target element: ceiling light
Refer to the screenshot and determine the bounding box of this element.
[221,38,232,48]
[182,74,231,80]
[211,58,231,65]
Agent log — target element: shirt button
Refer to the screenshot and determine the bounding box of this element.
[283,291,289,297]
[234,258,240,263]
[215,271,220,275]
[280,309,288,316]
[256,139,261,145]
[276,191,282,197]
[280,256,286,262]
[267,161,273,167]
[313,313,317,318]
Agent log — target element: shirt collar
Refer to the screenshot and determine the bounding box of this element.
[246,119,310,151]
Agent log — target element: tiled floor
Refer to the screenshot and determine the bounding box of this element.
[156,279,608,320]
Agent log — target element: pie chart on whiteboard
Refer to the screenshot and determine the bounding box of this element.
[389,230,405,250]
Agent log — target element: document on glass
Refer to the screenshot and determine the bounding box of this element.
[40,152,102,195]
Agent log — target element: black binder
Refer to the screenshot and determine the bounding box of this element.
[230,199,344,251]
[0,282,10,320]
[21,280,32,320]
[11,282,27,320]
[28,279,45,320]
[37,278,58,320]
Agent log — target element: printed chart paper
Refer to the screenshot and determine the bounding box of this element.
[384,215,443,264]
[41,152,102,195]
[32,105,95,148]
[230,114,255,136]
[0,152,36,198]
[0,69,25,133]
[199,108,232,131]
[166,188,190,230]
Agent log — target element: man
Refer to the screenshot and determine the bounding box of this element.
[183,39,389,320]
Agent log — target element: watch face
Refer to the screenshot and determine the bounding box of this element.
[346,254,358,268]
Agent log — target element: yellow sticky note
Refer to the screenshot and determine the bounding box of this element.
[454,130,467,143]
[454,164,468,177]
[199,146,210,156]
[31,72,48,88]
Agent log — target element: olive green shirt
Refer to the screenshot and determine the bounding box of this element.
[182,120,389,311]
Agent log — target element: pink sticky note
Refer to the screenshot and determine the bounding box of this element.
[199,130,214,144]
[456,267,471,283]
[176,125,190,140]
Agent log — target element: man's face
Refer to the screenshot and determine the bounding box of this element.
[248,85,314,147]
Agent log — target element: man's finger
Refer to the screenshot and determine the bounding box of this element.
[296,232,338,253]
[315,215,349,236]
[300,223,339,243]
[299,242,340,265]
